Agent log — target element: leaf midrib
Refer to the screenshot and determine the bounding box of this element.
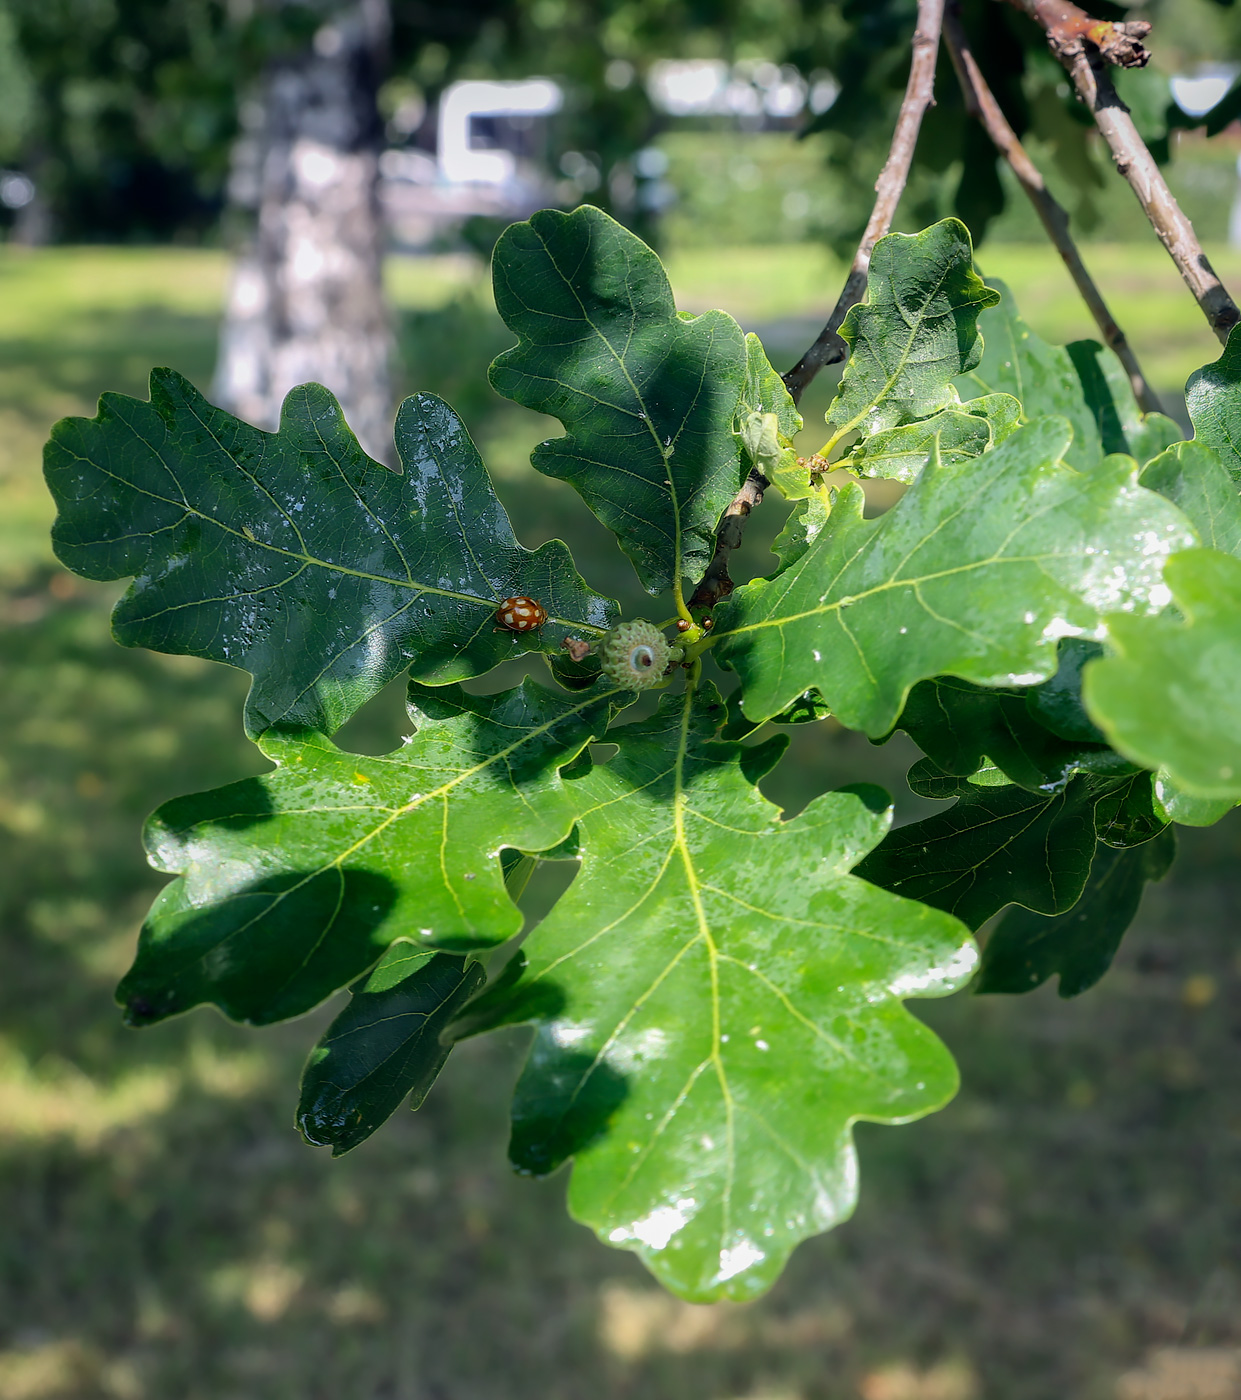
[530,219,719,598]
[68,431,607,636]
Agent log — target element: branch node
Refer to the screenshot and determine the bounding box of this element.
[1007,1,1150,67]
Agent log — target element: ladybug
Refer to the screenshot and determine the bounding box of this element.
[495,596,548,632]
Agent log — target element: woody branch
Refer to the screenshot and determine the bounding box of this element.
[1006,0,1239,343]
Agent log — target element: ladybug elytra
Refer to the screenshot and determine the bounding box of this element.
[496,596,548,632]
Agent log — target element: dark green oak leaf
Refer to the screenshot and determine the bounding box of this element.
[1065,340,1182,463]
[1140,441,1241,556]
[714,418,1196,735]
[977,829,1175,998]
[297,944,486,1156]
[1025,638,1108,743]
[856,764,1166,930]
[887,674,1133,795]
[721,683,832,742]
[1085,549,1241,800]
[1185,328,1241,483]
[821,219,999,457]
[954,277,1102,469]
[489,204,749,595]
[117,678,622,1027]
[855,767,1101,929]
[1092,771,1168,849]
[465,683,975,1302]
[844,394,1021,485]
[44,371,615,738]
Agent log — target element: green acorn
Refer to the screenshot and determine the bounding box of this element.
[598,620,681,690]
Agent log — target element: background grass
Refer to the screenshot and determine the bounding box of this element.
[1,239,1240,1400]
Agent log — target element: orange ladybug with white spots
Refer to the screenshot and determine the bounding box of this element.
[495,596,548,632]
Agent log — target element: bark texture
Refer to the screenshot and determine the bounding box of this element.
[213,1,395,462]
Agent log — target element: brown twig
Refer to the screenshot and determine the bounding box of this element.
[687,0,946,613]
[687,474,766,610]
[1009,0,1240,344]
[1004,0,1151,67]
[782,0,947,406]
[944,5,1160,413]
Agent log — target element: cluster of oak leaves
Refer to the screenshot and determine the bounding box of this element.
[43,207,1241,1302]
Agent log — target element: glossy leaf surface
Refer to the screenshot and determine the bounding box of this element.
[823,220,998,452]
[489,205,749,594]
[470,685,975,1301]
[955,278,1101,469]
[844,395,1021,484]
[1139,442,1241,556]
[977,830,1175,998]
[1185,329,1241,483]
[1085,549,1241,798]
[118,680,621,1026]
[45,372,615,736]
[715,419,1195,734]
[298,945,485,1155]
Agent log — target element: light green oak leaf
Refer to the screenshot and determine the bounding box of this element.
[1085,548,1241,799]
[823,219,999,456]
[735,332,807,498]
[117,678,623,1027]
[1185,327,1241,483]
[715,418,1196,735]
[1139,440,1241,556]
[464,683,975,1302]
[843,393,1021,485]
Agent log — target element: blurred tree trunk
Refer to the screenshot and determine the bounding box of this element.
[213,0,395,462]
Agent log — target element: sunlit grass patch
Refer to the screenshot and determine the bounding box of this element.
[0,1039,177,1149]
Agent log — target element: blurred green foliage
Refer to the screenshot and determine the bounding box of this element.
[4,0,1241,250]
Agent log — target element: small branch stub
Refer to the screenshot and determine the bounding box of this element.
[687,468,767,612]
[1005,0,1151,68]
